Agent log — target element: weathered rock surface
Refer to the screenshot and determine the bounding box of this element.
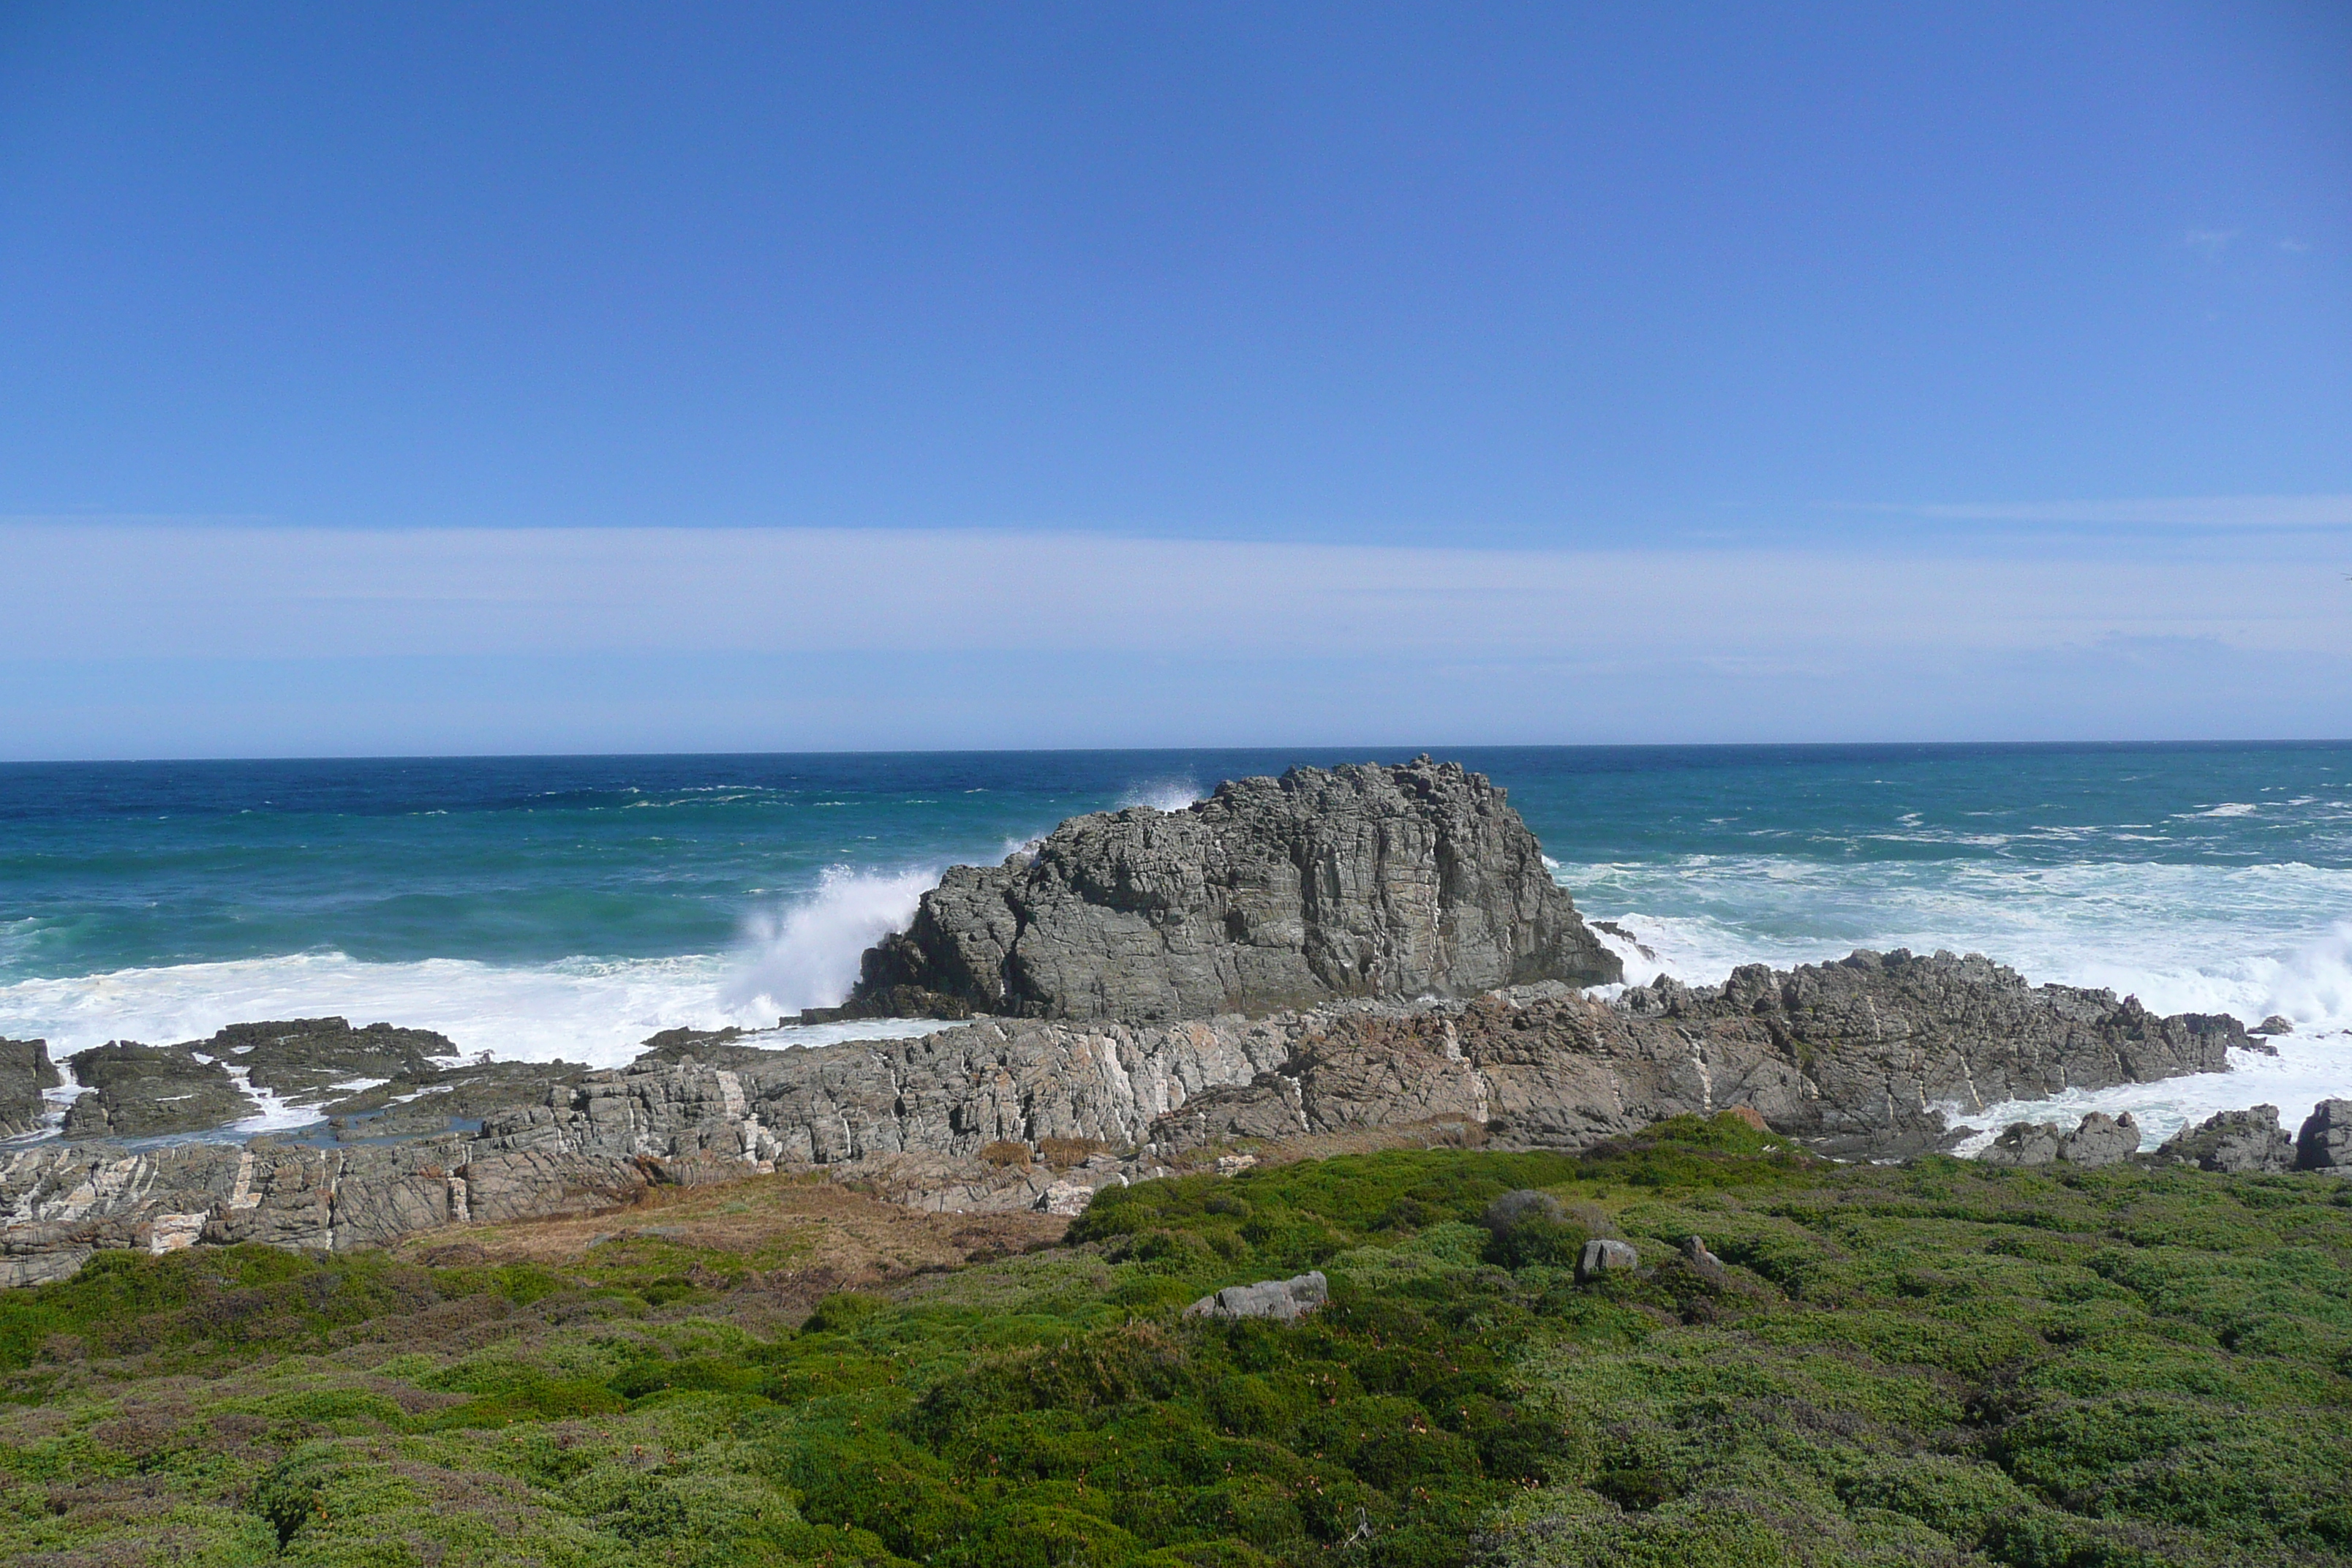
[2060,1112,2141,1166]
[2155,1106,2295,1173]
[1185,1270,1328,1321]
[0,1039,60,1137]
[840,757,1621,1022]
[0,946,2283,1284]
[1978,1111,2141,1169]
[2295,1099,2352,1172]
[211,1017,458,1103]
[1152,950,2242,1162]
[1577,1238,1638,1281]
[2251,1014,2294,1036]
[62,1042,260,1139]
[1978,1121,2063,1167]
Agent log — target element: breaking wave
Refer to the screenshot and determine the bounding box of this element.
[725,864,938,1017]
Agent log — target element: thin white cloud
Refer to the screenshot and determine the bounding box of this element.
[1886,495,2352,529]
[2183,227,2238,256]
[0,524,2344,668]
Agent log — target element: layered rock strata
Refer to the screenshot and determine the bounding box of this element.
[838,756,1621,1021]
[0,946,2270,1284]
[0,1039,60,1138]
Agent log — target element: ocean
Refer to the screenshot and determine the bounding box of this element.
[3,743,2348,1148]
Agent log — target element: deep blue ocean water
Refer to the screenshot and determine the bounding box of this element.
[4,744,2348,1143]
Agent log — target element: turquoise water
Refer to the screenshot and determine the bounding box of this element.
[3,745,2348,1142]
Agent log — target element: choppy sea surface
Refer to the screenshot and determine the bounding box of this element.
[3,744,2347,1148]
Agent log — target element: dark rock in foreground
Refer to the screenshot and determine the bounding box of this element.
[838,756,1621,1022]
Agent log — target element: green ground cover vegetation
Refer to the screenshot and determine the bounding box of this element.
[1,1115,2348,1567]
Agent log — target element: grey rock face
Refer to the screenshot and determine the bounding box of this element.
[0,1039,60,1137]
[2250,1015,2293,1036]
[1620,949,2244,1158]
[1982,1112,2141,1169]
[2155,1106,2294,1173]
[1978,1121,2064,1167]
[1577,1238,1638,1281]
[208,1017,458,1104]
[62,1041,260,1138]
[2296,1099,2352,1172]
[2059,1111,2141,1167]
[1184,1270,1328,1321]
[843,757,1621,1022]
[0,945,2286,1284]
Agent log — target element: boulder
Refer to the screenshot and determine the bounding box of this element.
[2058,1111,2140,1167]
[840,757,1621,1022]
[2155,1106,2294,1173]
[1577,1238,1639,1281]
[1680,1235,1725,1273]
[1978,1121,2062,1167]
[1184,1270,1328,1322]
[2250,1015,2294,1036]
[2295,1100,2352,1172]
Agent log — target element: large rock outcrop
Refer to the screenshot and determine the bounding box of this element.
[837,757,1621,1022]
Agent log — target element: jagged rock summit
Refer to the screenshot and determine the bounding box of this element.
[837,756,1621,1022]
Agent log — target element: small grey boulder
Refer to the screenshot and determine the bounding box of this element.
[1577,1238,1639,1282]
[2296,1100,2352,1172]
[2250,1015,2294,1036]
[1184,1270,1328,1322]
[2057,1111,2141,1168]
[1978,1121,2062,1167]
[2155,1106,2294,1173]
[1680,1235,1725,1274]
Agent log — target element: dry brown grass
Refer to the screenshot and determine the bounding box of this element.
[390,1168,1065,1305]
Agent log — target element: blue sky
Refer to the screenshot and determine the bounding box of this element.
[1,3,2347,755]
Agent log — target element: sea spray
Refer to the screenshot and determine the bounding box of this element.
[725,864,938,1016]
[1118,777,1204,813]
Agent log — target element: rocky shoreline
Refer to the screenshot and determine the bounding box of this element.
[1,756,2341,1286]
[4,945,2334,1286]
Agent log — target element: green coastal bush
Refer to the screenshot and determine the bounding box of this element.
[0,1112,2346,1567]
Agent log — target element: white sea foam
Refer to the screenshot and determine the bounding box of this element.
[725,864,939,1016]
[1118,777,1205,813]
[0,947,905,1069]
[1564,855,2352,1150]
